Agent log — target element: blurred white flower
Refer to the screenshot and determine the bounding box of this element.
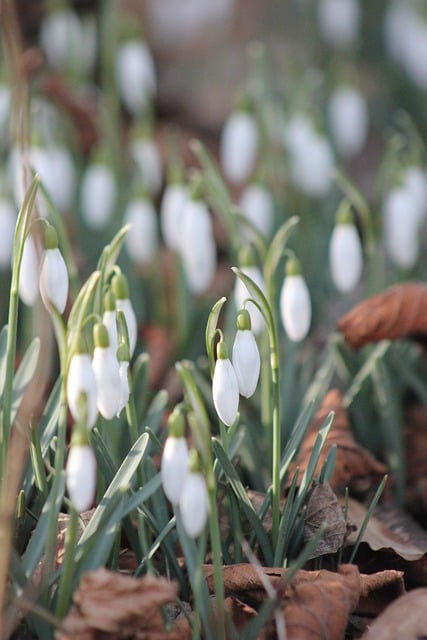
[318,0,360,48]
[124,197,159,266]
[179,469,209,538]
[239,183,274,239]
[402,166,427,225]
[180,197,217,294]
[161,436,189,505]
[131,136,162,196]
[66,443,97,512]
[0,197,16,269]
[39,247,69,314]
[160,183,188,251]
[329,217,363,293]
[80,163,117,230]
[328,85,368,157]
[19,235,39,307]
[67,349,98,429]
[232,311,260,398]
[383,186,420,269]
[92,323,121,420]
[40,8,97,74]
[280,261,311,342]
[212,341,239,426]
[220,110,259,185]
[115,40,156,115]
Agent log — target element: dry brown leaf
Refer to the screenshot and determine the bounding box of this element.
[337,283,427,349]
[360,588,427,639]
[303,483,347,558]
[287,389,387,496]
[56,568,191,640]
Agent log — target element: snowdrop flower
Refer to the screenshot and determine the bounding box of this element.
[280,257,311,342]
[40,7,96,74]
[0,197,16,269]
[67,336,98,429]
[328,85,368,158]
[179,449,209,538]
[19,234,39,307]
[329,206,363,293]
[402,166,427,225]
[180,188,217,295]
[318,0,360,48]
[220,105,259,185]
[239,182,274,240]
[116,343,131,417]
[161,407,189,505]
[92,322,122,420]
[112,272,138,356]
[66,435,97,512]
[115,39,156,115]
[124,196,159,266]
[212,339,239,426]
[39,224,69,314]
[160,182,188,251]
[0,84,11,146]
[383,186,420,270]
[131,133,163,196]
[232,309,260,398]
[102,291,118,357]
[234,249,265,335]
[80,161,117,230]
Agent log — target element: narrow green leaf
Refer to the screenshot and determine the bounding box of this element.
[144,389,168,435]
[342,341,391,409]
[11,337,40,420]
[0,325,9,398]
[205,297,227,376]
[67,270,101,344]
[349,475,388,563]
[176,360,211,462]
[231,267,273,336]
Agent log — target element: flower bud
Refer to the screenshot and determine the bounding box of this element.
[40,7,96,73]
[220,108,259,185]
[124,197,159,266]
[212,340,239,426]
[239,182,274,239]
[112,273,138,355]
[80,162,117,230]
[39,225,69,314]
[280,258,311,342]
[179,450,209,538]
[160,182,188,251]
[92,323,121,420]
[161,408,189,505]
[232,310,260,398]
[67,337,98,429]
[329,208,363,293]
[383,186,420,270]
[66,442,97,512]
[115,40,156,115]
[328,85,368,158]
[19,235,39,307]
[180,194,217,295]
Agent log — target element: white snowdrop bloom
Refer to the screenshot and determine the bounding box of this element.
[239,183,274,239]
[115,40,156,115]
[329,214,363,293]
[220,110,259,185]
[280,260,311,342]
[328,85,368,158]
[67,345,98,429]
[112,273,138,356]
[66,443,97,512]
[383,187,420,269]
[180,469,209,538]
[402,166,427,225]
[234,264,265,335]
[117,359,130,417]
[161,436,189,505]
[80,163,117,230]
[212,340,239,426]
[0,198,16,269]
[47,145,76,213]
[160,183,188,251]
[232,310,260,398]
[40,8,95,73]
[290,133,334,198]
[180,197,217,295]
[124,197,159,266]
[39,236,69,314]
[384,1,416,63]
[92,323,121,420]
[283,114,314,156]
[131,137,163,196]
[102,292,118,357]
[318,0,360,48]
[19,235,39,307]
[0,84,11,145]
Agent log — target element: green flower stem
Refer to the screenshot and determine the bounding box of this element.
[56,506,79,618]
[207,483,225,639]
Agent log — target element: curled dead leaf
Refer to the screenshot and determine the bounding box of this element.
[337,283,427,349]
[56,568,190,640]
[287,389,387,497]
[303,482,347,558]
[360,588,427,640]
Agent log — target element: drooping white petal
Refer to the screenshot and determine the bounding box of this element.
[212,358,239,426]
[328,85,368,158]
[329,223,363,293]
[160,183,188,251]
[233,266,265,335]
[116,297,138,356]
[290,133,334,198]
[161,436,189,505]
[402,166,427,225]
[239,183,274,239]
[92,346,122,420]
[67,354,98,429]
[19,235,39,307]
[220,111,259,185]
[232,329,260,398]
[66,444,97,512]
[179,471,209,538]
[80,164,117,230]
[318,0,360,48]
[40,8,84,69]
[39,247,69,313]
[102,309,118,356]
[117,361,130,417]
[383,187,420,269]
[280,274,312,342]
[124,198,159,266]
[115,40,156,115]
[0,198,16,269]
[180,199,217,294]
